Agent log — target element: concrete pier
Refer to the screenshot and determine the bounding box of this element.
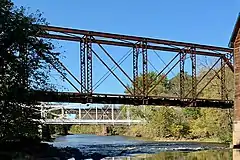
[233,150,240,160]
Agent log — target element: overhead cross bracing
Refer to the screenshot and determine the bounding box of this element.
[32,25,234,108]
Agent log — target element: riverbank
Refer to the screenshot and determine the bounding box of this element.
[50,134,232,159]
[0,134,233,160]
[121,135,231,150]
[0,137,107,160]
[69,125,230,145]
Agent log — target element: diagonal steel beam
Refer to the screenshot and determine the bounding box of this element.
[95,39,142,94]
[93,49,132,91]
[91,48,133,95]
[147,53,180,95]
[184,57,221,98]
[195,62,226,99]
[223,54,234,72]
[36,51,82,93]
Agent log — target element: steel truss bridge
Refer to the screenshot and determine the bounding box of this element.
[38,103,143,125]
[31,25,234,108]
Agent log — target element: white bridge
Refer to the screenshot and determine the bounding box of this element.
[38,103,145,125]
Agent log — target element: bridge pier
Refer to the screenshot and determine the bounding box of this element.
[233,150,240,160]
[233,15,240,148]
[101,125,115,136]
[102,125,108,135]
[40,124,51,141]
[59,125,69,135]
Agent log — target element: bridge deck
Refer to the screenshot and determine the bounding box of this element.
[44,119,143,125]
[32,91,233,108]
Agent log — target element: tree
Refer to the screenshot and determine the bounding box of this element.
[126,71,169,96]
[0,0,63,140]
[168,72,192,97]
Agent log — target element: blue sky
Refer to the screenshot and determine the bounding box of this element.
[13,0,240,94]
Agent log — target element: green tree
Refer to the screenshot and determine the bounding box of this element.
[126,71,169,96]
[0,0,62,140]
[168,72,192,97]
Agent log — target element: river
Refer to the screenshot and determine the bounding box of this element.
[49,134,233,159]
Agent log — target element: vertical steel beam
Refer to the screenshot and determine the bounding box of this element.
[61,107,64,119]
[86,36,93,93]
[180,51,185,99]
[133,46,139,96]
[79,108,81,119]
[80,41,86,93]
[126,107,130,126]
[112,105,114,125]
[95,105,98,121]
[221,56,226,100]
[191,48,197,105]
[142,41,148,97]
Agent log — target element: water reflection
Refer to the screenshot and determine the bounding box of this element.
[104,149,233,160]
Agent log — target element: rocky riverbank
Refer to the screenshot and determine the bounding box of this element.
[0,137,107,160]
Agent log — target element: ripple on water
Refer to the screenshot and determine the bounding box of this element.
[49,134,227,158]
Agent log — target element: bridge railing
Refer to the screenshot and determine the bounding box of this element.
[39,104,145,125]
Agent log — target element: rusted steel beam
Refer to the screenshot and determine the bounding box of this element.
[92,50,132,92]
[86,37,93,93]
[191,48,197,106]
[223,55,234,72]
[142,41,148,97]
[30,91,233,108]
[196,60,226,98]
[91,48,133,95]
[40,33,226,57]
[221,57,226,100]
[37,52,82,93]
[184,57,221,98]
[40,25,232,53]
[147,53,181,95]
[95,40,141,94]
[133,46,139,96]
[180,51,185,99]
[80,41,86,92]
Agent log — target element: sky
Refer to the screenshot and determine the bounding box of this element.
[13,0,240,95]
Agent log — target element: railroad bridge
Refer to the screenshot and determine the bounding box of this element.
[31,14,240,146]
[32,24,234,107]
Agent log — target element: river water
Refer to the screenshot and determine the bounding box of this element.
[50,134,233,159]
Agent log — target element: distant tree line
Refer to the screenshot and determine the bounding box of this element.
[71,68,233,143]
[124,68,233,142]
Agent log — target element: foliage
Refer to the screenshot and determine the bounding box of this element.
[126,71,169,96]
[70,68,233,142]
[70,125,103,134]
[124,68,233,142]
[168,72,192,97]
[130,149,232,160]
[0,0,62,140]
